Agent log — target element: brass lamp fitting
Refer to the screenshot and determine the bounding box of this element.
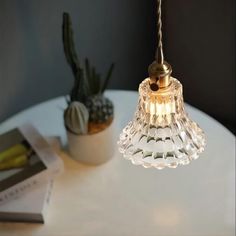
[148,60,172,91]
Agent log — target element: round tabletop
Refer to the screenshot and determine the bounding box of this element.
[0,90,235,236]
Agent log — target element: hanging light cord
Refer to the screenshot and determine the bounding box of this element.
[156,0,164,64]
[149,0,172,90]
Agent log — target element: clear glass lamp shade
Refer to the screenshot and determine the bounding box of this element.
[118,77,206,169]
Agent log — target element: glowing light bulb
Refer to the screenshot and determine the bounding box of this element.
[118,77,206,169]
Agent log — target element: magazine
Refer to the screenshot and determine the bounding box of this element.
[0,124,63,205]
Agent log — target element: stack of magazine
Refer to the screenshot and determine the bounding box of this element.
[0,124,64,223]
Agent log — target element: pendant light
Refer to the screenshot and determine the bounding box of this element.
[118,0,206,169]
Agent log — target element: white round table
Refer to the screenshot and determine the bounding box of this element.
[0,90,235,236]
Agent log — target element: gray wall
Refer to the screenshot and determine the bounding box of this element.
[0,0,235,133]
[163,0,235,133]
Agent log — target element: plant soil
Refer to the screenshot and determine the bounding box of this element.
[88,117,113,134]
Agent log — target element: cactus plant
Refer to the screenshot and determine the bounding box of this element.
[64,101,89,135]
[62,12,114,134]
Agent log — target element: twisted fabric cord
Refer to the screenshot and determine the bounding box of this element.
[155,0,164,64]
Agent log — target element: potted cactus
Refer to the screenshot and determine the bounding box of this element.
[62,12,115,165]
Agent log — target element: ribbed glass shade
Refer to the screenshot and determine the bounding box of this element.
[118,78,206,169]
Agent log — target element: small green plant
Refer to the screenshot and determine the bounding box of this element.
[62,12,114,134]
[64,101,89,135]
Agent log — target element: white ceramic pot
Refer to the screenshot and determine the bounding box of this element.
[67,121,115,165]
